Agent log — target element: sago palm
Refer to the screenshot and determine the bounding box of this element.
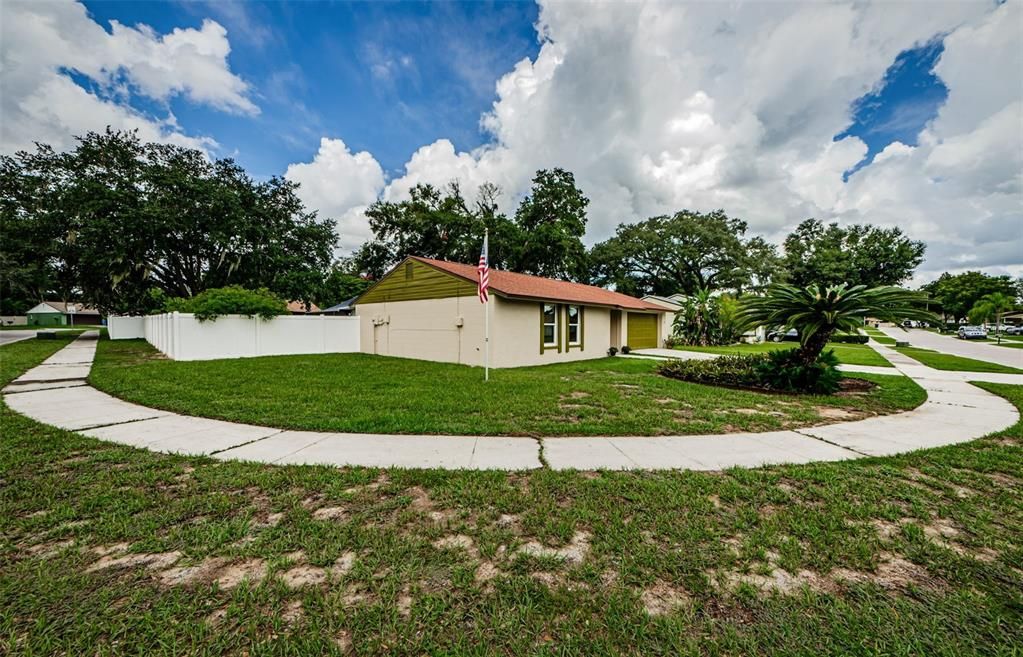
[737,284,939,365]
[969,292,1016,343]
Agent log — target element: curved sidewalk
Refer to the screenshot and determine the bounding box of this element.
[3,332,1019,471]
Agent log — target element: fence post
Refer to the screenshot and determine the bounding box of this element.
[172,312,180,360]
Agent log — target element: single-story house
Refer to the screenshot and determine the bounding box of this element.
[642,294,685,339]
[354,256,668,368]
[26,301,102,326]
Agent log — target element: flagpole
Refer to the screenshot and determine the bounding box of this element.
[484,227,490,383]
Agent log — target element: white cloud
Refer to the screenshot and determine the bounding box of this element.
[284,138,386,251]
[291,0,1011,283]
[0,0,255,153]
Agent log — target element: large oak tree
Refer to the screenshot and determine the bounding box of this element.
[589,210,780,297]
[780,219,925,289]
[1,130,335,314]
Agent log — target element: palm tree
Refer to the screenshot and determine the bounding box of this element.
[969,292,1016,344]
[738,284,939,366]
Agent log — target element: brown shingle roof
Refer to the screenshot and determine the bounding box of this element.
[411,257,665,311]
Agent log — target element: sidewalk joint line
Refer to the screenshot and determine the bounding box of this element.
[791,429,872,458]
[208,429,287,457]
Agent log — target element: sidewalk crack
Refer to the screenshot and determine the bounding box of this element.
[791,429,872,458]
[208,429,286,457]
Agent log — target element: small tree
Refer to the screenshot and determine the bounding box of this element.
[968,292,1015,343]
[671,290,743,346]
[738,284,939,366]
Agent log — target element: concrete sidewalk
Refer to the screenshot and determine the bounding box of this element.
[3,331,1019,470]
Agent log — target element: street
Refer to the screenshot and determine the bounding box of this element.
[880,326,1023,369]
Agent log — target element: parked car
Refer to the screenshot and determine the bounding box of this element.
[1006,325,1022,336]
[957,325,987,340]
[766,328,799,342]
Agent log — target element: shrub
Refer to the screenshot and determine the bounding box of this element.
[161,286,288,322]
[607,346,618,357]
[671,289,743,346]
[828,334,868,344]
[657,348,842,394]
[621,346,631,354]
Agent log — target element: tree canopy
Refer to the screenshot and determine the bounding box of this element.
[351,182,518,280]
[351,169,590,282]
[1,130,336,315]
[923,271,1021,322]
[512,168,590,280]
[589,210,780,297]
[780,219,925,289]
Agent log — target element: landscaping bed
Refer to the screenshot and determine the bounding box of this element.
[87,339,924,437]
[2,337,1022,656]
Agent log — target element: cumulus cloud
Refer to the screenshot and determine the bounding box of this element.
[0,0,255,153]
[284,138,386,251]
[288,0,1017,281]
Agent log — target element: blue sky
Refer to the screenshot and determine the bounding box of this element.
[5,1,1018,279]
[78,1,950,183]
[836,39,949,180]
[81,0,541,178]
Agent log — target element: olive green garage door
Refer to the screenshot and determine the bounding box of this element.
[626,313,657,349]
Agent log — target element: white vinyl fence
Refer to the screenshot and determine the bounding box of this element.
[111,312,360,361]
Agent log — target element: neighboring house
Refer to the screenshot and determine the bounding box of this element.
[319,297,358,316]
[642,295,685,341]
[354,256,668,368]
[26,301,102,326]
[287,301,321,315]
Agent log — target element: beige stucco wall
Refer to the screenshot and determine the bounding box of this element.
[489,297,613,368]
[357,296,485,366]
[356,295,639,368]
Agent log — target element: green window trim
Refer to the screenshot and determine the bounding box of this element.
[540,303,562,353]
[565,304,584,350]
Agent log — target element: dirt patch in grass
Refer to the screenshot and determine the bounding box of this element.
[158,557,231,587]
[815,406,861,420]
[87,548,181,573]
[281,564,327,588]
[215,558,267,589]
[312,506,347,521]
[518,531,591,565]
[831,553,941,591]
[282,600,304,627]
[837,378,877,394]
[433,534,477,555]
[641,581,691,616]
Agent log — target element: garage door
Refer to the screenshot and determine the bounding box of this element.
[627,313,657,349]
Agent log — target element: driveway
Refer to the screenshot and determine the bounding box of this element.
[0,330,37,346]
[881,327,1023,369]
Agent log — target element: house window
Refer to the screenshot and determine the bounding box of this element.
[542,303,558,349]
[566,305,582,346]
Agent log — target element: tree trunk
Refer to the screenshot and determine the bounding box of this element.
[796,330,833,366]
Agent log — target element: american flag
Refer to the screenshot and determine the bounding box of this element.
[477,232,489,304]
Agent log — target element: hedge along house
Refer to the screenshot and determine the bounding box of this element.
[354,256,668,368]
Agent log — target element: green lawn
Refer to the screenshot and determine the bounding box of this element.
[673,341,894,368]
[3,337,1023,656]
[895,347,1023,374]
[88,339,922,437]
[862,327,899,345]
